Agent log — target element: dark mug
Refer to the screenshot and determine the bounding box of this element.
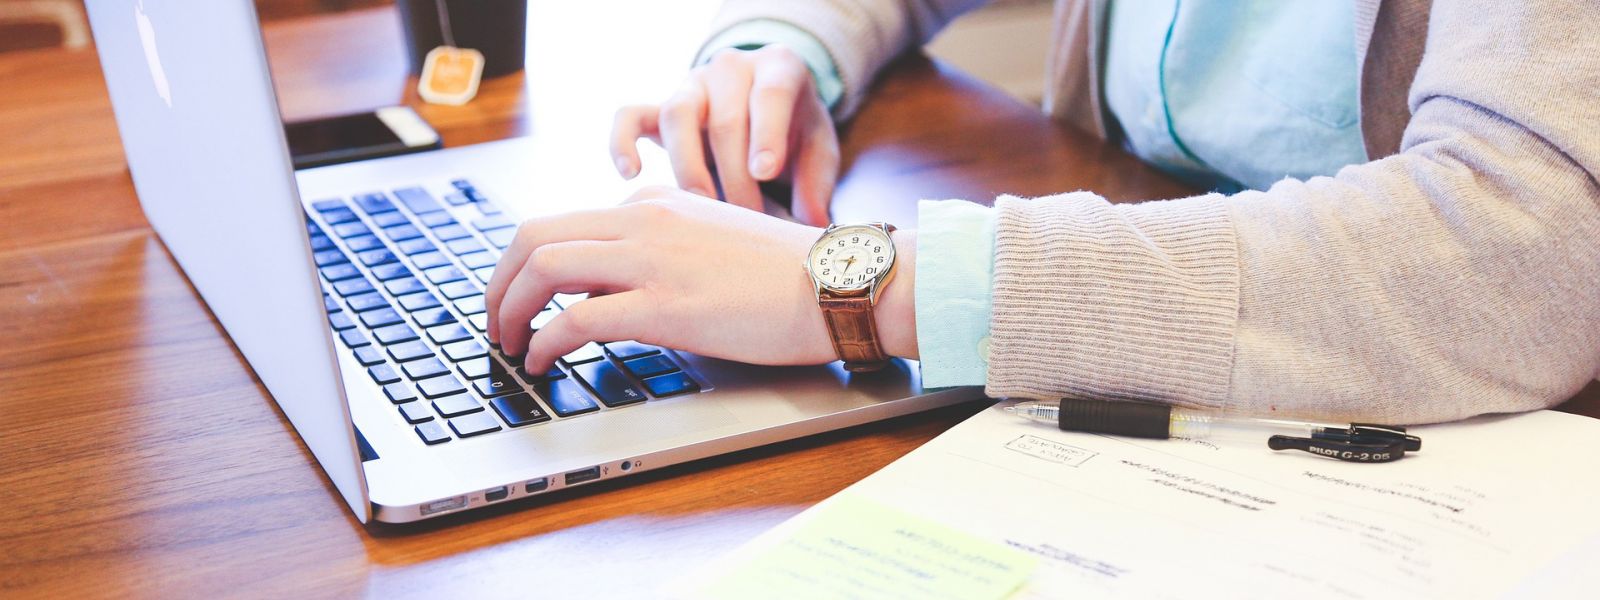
[396,0,527,79]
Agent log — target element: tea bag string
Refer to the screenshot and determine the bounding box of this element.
[433,0,456,48]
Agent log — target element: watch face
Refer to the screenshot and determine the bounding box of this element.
[807,225,894,292]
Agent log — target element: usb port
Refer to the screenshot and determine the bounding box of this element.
[564,466,601,486]
[420,495,467,516]
[484,486,509,502]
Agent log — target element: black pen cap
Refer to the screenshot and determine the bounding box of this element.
[1057,398,1172,439]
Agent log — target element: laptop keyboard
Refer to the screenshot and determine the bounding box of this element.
[308,179,704,446]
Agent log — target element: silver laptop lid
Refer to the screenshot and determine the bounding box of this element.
[85,0,370,521]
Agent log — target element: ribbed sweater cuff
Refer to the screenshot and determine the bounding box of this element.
[985,194,1241,410]
[701,2,889,120]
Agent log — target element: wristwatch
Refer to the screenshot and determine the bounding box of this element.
[804,222,898,372]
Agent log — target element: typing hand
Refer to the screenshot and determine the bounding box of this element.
[486,187,878,373]
[610,45,839,227]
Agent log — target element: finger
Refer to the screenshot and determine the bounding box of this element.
[610,105,661,179]
[791,125,840,227]
[495,240,642,357]
[746,54,809,181]
[658,78,718,198]
[702,59,764,212]
[486,213,626,344]
[523,291,655,372]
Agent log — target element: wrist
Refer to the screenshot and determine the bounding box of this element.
[876,230,918,359]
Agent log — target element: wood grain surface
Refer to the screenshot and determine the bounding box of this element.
[2,5,1595,599]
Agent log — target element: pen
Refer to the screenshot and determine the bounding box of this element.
[1006,398,1422,463]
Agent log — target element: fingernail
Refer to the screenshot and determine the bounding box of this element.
[750,150,776,179]
[615,156,637,179]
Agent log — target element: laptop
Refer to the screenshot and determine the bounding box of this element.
[84,0,979,523]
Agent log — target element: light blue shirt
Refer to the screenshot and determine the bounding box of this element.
[704,3,1366,388]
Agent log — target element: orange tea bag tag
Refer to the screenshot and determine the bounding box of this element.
[418,45,484,106]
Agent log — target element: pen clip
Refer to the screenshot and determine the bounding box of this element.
[1267,435,1407,463]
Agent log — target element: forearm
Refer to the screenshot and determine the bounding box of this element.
[701,0,988,120]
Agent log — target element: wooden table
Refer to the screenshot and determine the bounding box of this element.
[3,5,1596,598]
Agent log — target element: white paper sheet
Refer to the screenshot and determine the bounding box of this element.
[682,404,1600,599]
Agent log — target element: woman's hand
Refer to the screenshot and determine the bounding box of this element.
[610,45,840,226]
[484,187,916,374]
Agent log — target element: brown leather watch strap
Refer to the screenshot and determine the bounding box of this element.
[818,293,890,372]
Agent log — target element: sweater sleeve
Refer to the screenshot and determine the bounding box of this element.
[699,0,989,120]
[983,0,1600,424]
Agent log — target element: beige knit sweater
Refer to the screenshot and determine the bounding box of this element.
[705,0,1600,424]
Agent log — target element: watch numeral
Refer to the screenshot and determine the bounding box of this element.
[821,269,830,276]
[866,267,877,275]
[876,256,885,264]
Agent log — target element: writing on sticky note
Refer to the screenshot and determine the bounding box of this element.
[694,493,1037,600]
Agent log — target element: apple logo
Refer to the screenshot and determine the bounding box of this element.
[134,0,172,108]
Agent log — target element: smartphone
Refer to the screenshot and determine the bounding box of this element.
[284,106,443,169]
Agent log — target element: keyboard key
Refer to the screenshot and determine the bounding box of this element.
[323,293,340,312]
[475,199,502,215]
[553,293,587,308]
[384,224,423,242]
[320,263,361,282]
[532,377,599,417]
[414,421,450,445]
[332,277,374,297]
[311,198,347,212]
[373,323,420,345]
[419,211,456,227]
[424,265,466,285]
[418,375,467,398]
[397,238,437,256]
[403,357,450,380]
[393,187,443,213]
[442,340,488,362]
[398,402,433,424]
[370,211,409,228]
[312,249,348,267]
[431,223,472,241]
[444,191,470,206]
[459,251,496,269]
[328,311,356,331]
[463,187,486,202]
[448,412,502,438]
[473,267,495,284]
[339,329,370,349]
[643,372,700,397]
[472,214,516,232]
[410,251,450,270]
[445,237,484,256]
[432,394,484,418]
[468,313,489,332]
[353,346,385,366]
[371,263,413,282]
[345,235,385,252]
[516,363,566,384]
[426,323,472,345]
[385,277,426,297]
[530,308,559,331]
[623,354,679,378]
[309,234,336,251]
[345,292,390,312]
[332,222,371,238]
[358,249,398,267]
[383,382,418,404]
[453,295,486,315]
[398,291,442,312]
[561,342,605,365]
[472,370,522,398]
[359,307,404,328]
[451,179,474,190]
[439,281,479,300]
[368,364,401,385]
[490,393,550,427]
[354,192,396,214]
[605,341,661,361]
[413,307,455,328]
[387,340,434,363]
[572,361,648,407]
[484,228,516,249]
[321,207,358,225]
[457,356,496,379]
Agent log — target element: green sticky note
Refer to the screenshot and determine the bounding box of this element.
[696,494,1038,600]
